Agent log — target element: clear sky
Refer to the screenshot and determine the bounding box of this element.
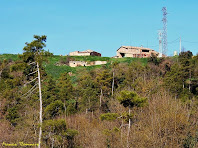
[0,0,198,57]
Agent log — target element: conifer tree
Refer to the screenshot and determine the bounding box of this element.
[117,90,147,148]
[96,69,112,108]
[77,72,98,113]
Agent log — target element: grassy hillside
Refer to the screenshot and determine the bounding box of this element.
[0,54,148,79]
[44,55,148,79]
[0,54,19,61]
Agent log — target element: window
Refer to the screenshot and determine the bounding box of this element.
[142,50,149,52]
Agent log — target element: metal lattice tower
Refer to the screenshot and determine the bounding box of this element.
[162,7,167,55]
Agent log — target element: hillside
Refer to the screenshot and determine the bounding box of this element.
[0,54,19,61]
[0,54,148,79]
[0,52,198,148]
[44,55,148,79]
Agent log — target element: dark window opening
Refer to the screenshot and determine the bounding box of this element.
[120,53,125,57]
[142,50,149,52]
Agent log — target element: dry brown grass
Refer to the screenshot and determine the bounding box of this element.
[65,90,196,148]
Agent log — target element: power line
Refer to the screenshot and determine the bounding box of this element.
[21,83,38,98]
[168,38,180,44]
[149,38,180,48]
[25,77,38,85]
[182,40,198,44]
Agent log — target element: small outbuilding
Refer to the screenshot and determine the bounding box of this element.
[69,61,107,67]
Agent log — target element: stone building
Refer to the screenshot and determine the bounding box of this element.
[69,50,101,57]
[69,61,107,67]
[116,46,159,58]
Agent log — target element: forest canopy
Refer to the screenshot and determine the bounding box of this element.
[0,35,198,148]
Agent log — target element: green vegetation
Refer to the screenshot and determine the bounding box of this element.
[100,113,119,121]
[1,52,148,80]
[0,54,19,61]
[44,55,148,79]
[1,35,198,147]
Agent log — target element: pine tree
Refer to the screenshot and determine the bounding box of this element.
[117,90,147,148]
[96,69,112,109]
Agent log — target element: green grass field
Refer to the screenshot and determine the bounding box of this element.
[0,54,19,61]
[1,54,148,79]
[44,56,106,79]
[44,55,148,79]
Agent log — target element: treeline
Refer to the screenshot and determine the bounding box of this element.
[0,35,198,148]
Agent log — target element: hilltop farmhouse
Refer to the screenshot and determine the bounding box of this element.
[69,49,101,57]
[116,46,159,58]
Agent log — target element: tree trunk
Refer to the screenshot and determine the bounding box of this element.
[37,62,43,148]
[121,119,123,144]
[86,108,88,114]
[92,111,94,118]
[100,88,103,107]
[51,138,54,148]
[64,100,67,122]
[189,70,191,92]
[127,108,131,148]
[112,71,115,96]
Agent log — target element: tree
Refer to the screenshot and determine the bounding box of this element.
[42,76,58,107]
[164,63,183,96]
[19,35,49,148]
[77,71,98,113]
[44,100,64,119]
[110,61,119,96]
[20,35,47,63]
[57,72,73,101]
[124,61,145,91]
[117,90,147,148]
[100,113,119,121]
[57,72,76,116]
[164,51,194,99]
[100,113,120,147]
[42,119,78,148]
[19,35,49,83]
[96,69,112,109]
[6,107,20,126]
[179,51,193,91]
[191,54,198,95]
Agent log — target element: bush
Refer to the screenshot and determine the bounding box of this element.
[44,100,64,119]
[6,107,19,126]
[100,113,119,121]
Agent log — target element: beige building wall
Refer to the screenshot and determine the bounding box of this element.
[69,61,88,67]
[76,52,90,56]
[69,50,101,56]
[117,46,159,58]
[94,61,107,65]
[69,51,91,56]
[69,61,107,67]
[69,51,79,56]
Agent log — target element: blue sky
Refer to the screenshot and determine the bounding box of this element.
[0,0,198,57]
